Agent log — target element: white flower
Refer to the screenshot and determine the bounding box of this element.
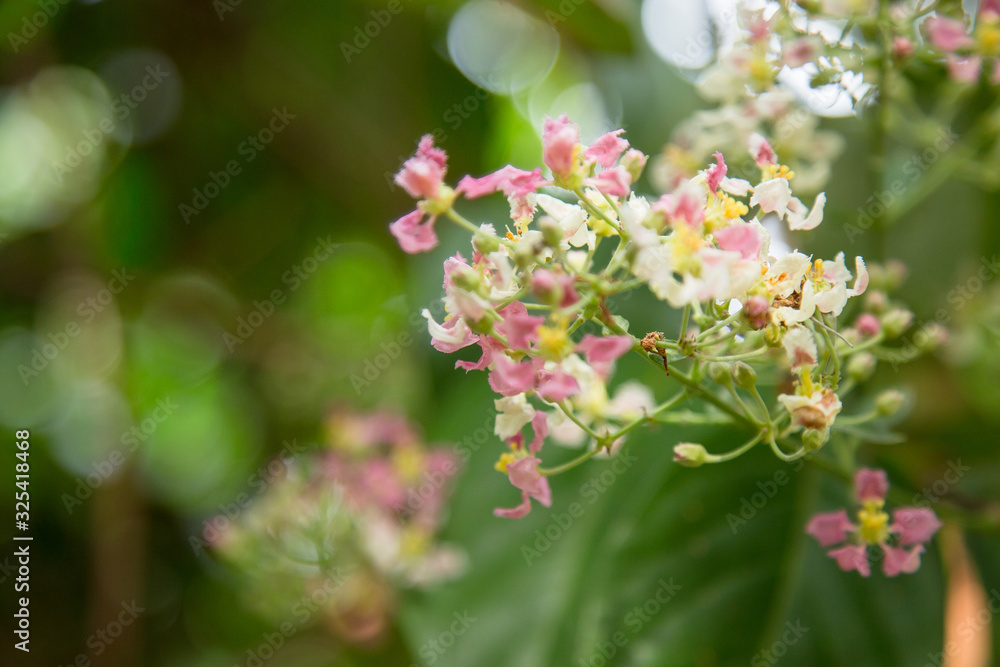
[778,388,843,430]
[495,393,536,440]
[783,326,818,369]
[787,193,826,231]
[751,178,793,217]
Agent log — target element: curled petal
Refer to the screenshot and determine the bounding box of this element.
[848,256,869,297]
[750,178,792,217]
[494,491,533,519]
[883,544,925,577]
[506,456,552,506]
[390,210,438,253]
[423,310,476,354]
[828,544,871,577]
[584,130,629,168]
[892,507,942,545]
[588,167,632,198]
[528,410,549,454]
[855,468,889,502]
[705,152,727,193]
[787,193,825,231]
[457,165,546,199]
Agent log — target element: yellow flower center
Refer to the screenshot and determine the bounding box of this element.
[494,450,519,474]
[537,322,574,361]
[764,163,795,181]
[857,499,891,545]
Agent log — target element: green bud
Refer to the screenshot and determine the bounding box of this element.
[621,149,649,182]
[846,352,877,382]
[674,443,710,467]
[731,361,757,389]
[451,266,481,292]
[540,217,563,249]
[876,389,906,417]
[764,322,783,347]
[881,308,914,338]
[915,322,948,352]
[802,428,829,452]
[473,233,500,255]
[707,362,733,387]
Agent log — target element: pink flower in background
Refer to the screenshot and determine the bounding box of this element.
[705,152,727,193]
[805,468,941,577]
[926,16,974,52]
[713,223,762,260]
[588,166,632,198]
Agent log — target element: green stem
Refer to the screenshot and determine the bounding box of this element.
[538,446,604,476]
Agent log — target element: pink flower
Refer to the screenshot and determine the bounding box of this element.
[892,507,942,545]
[528,410,548,454]
[577,334,633,379]
[488,356,537,396]
[892,36,914,59]
[584,130,629,168]
[828,545,871,577]
[455,335,503,372]
[543,114,580,181]
[743,295,770,329]
[805,467,941,577]
[494,456,551,519]
[855,468,888,502]
[806,509,856,547]
[394,135,447,200]
[705,152,727,193]
[713,223,762,260]
[588,166,632,198]
[390,210,438,253]
[532,268,580,307]
[536,369,580,402]
[926,16,974,52]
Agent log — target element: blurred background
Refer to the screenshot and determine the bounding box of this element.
[1,0,1000,665]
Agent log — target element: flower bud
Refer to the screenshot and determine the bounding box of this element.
[881,308,914,338]
[914,322,948,352]
[513,230,544,268]
[621,149,649,182]
[856,313,881,338]
[876,389,905,417]
[864,290,888,314]
[743,295,771,330]
[674,443,710,467]
[764,322,783,347]
[473,232,500,255]
[846,352,877,382]
[540,217,564,249]
[731,361,757,389]
[451,265,481,293]
[802,427,829,452]
[707,362,733,387]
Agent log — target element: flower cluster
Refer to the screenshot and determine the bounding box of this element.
[387,114,915,524]
[806,468,941,577]
[209,411,463,643]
